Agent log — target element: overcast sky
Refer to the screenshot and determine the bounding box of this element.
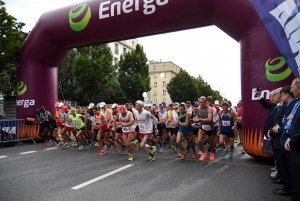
[3,0,241,105]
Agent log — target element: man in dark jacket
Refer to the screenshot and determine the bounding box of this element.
[285,78,300,201]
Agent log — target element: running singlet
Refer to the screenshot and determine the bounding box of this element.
[64,113,74,128]
[69,114,84,129]
[95,114,109,130]
[199,107,213,131]
[220,111,234,134]
[136,109,153,134]
[119,111,135,133]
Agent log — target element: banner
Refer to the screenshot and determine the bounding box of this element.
[250,0,300,78]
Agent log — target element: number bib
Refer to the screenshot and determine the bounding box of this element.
[202,125,211,131]
[222,120,231,126]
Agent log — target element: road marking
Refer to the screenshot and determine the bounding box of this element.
[20,151,37,155]
[71,164,133,190]
[0,156,8,159]
[45,147,59,151]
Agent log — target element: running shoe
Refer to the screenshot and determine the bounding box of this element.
[78,145,85,150]
[222,150,226,158]
[181,152,187,160]
[85,144,91,150]
[94,142,99,147]
[229,152,233,159]
[97,150,106,157]
[191,153,196,159]
[128,154,133,162]
[199,153,207,161]
[169,144,173,149]
[147,156,155,162]
[62,142,71,149]
[209,152,215,160]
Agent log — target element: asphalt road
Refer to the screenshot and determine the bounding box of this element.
[0,143,290,201]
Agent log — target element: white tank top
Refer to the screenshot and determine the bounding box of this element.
[136,109,153,134]
[119,111,135,133]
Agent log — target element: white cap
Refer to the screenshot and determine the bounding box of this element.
[112,103,118,109]
[88,103,95,109]
[58,102,64,108]
[214,100,220,105]
[136,100,144,106]
[99,102,106,108]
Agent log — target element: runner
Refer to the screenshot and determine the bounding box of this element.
[61,105,77,149]
[219,102,237,159]
[166,103,179,152]
[176,103,195,160]
[135,100,157,162]
[149,106,164,153]
[194,96,214,160]
[207,96,219,152]
[117,105,136,161]
[95,106,110,157]
[69,108,86,150]
[112,103,126,152]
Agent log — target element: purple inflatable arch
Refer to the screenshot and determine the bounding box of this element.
[17,0,295,157]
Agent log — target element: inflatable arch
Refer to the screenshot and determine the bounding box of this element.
[17,0,295,157]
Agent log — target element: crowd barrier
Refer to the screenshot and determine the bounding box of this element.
[0,119,41,144]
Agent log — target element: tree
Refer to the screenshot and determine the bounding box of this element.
[72,44,123,104]
[0,1,27,98]
[167,69,199,102]
[118,44,150,103]
[58,49,77,101]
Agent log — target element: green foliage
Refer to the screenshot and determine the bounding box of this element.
[0,1,27,97]
[72,44,124,104]
[167,71,224,102]
[167,69,199,102]
[118,44,150,103]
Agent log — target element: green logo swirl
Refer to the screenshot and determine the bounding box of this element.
[265,57,292,82]
[69,3,91,32]
[17,81,27,96]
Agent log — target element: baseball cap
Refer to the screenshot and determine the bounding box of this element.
[58,102,64,108]
[54,102,59,107]
[88,103,95,109]
[112,103,118,109]
[161,101,166,106]
[99,102,106,108]
[214,100,220,105]
[193,101,200,107]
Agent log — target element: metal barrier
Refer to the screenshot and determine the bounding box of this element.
[0,119,38,144]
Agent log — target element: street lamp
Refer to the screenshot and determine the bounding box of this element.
[142,92,147,102]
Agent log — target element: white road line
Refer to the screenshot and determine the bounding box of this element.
[71,164,133,190]
[0,156,8,159]
[20,151,37,155]
[45,147,59,151]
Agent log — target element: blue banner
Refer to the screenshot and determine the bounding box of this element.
[250,0,300,78]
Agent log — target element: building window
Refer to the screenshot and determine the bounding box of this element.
[154,90,157,96]
[154,73,157,79]
[113,57,118,64]
[162,81,166,87]
[154,98,158,103]
[163,65,167,69]
[162,98,166,102]
[154,81,157,87]
[153,66,157,70]
[123,47,127,54]
[162,89,167,95]
[115,43,119,55]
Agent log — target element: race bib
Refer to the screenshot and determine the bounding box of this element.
[202,125,211,131]
[222,121,231,126]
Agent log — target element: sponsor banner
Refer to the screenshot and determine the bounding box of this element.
[250,0,300,78]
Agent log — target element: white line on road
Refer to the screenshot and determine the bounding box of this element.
[71,164,133,190]
[45,147,59,151]
[0,156,8,159]
[20,151,37,155]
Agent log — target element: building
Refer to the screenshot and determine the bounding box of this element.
[108,39,138,65]
[148,61,181,104]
